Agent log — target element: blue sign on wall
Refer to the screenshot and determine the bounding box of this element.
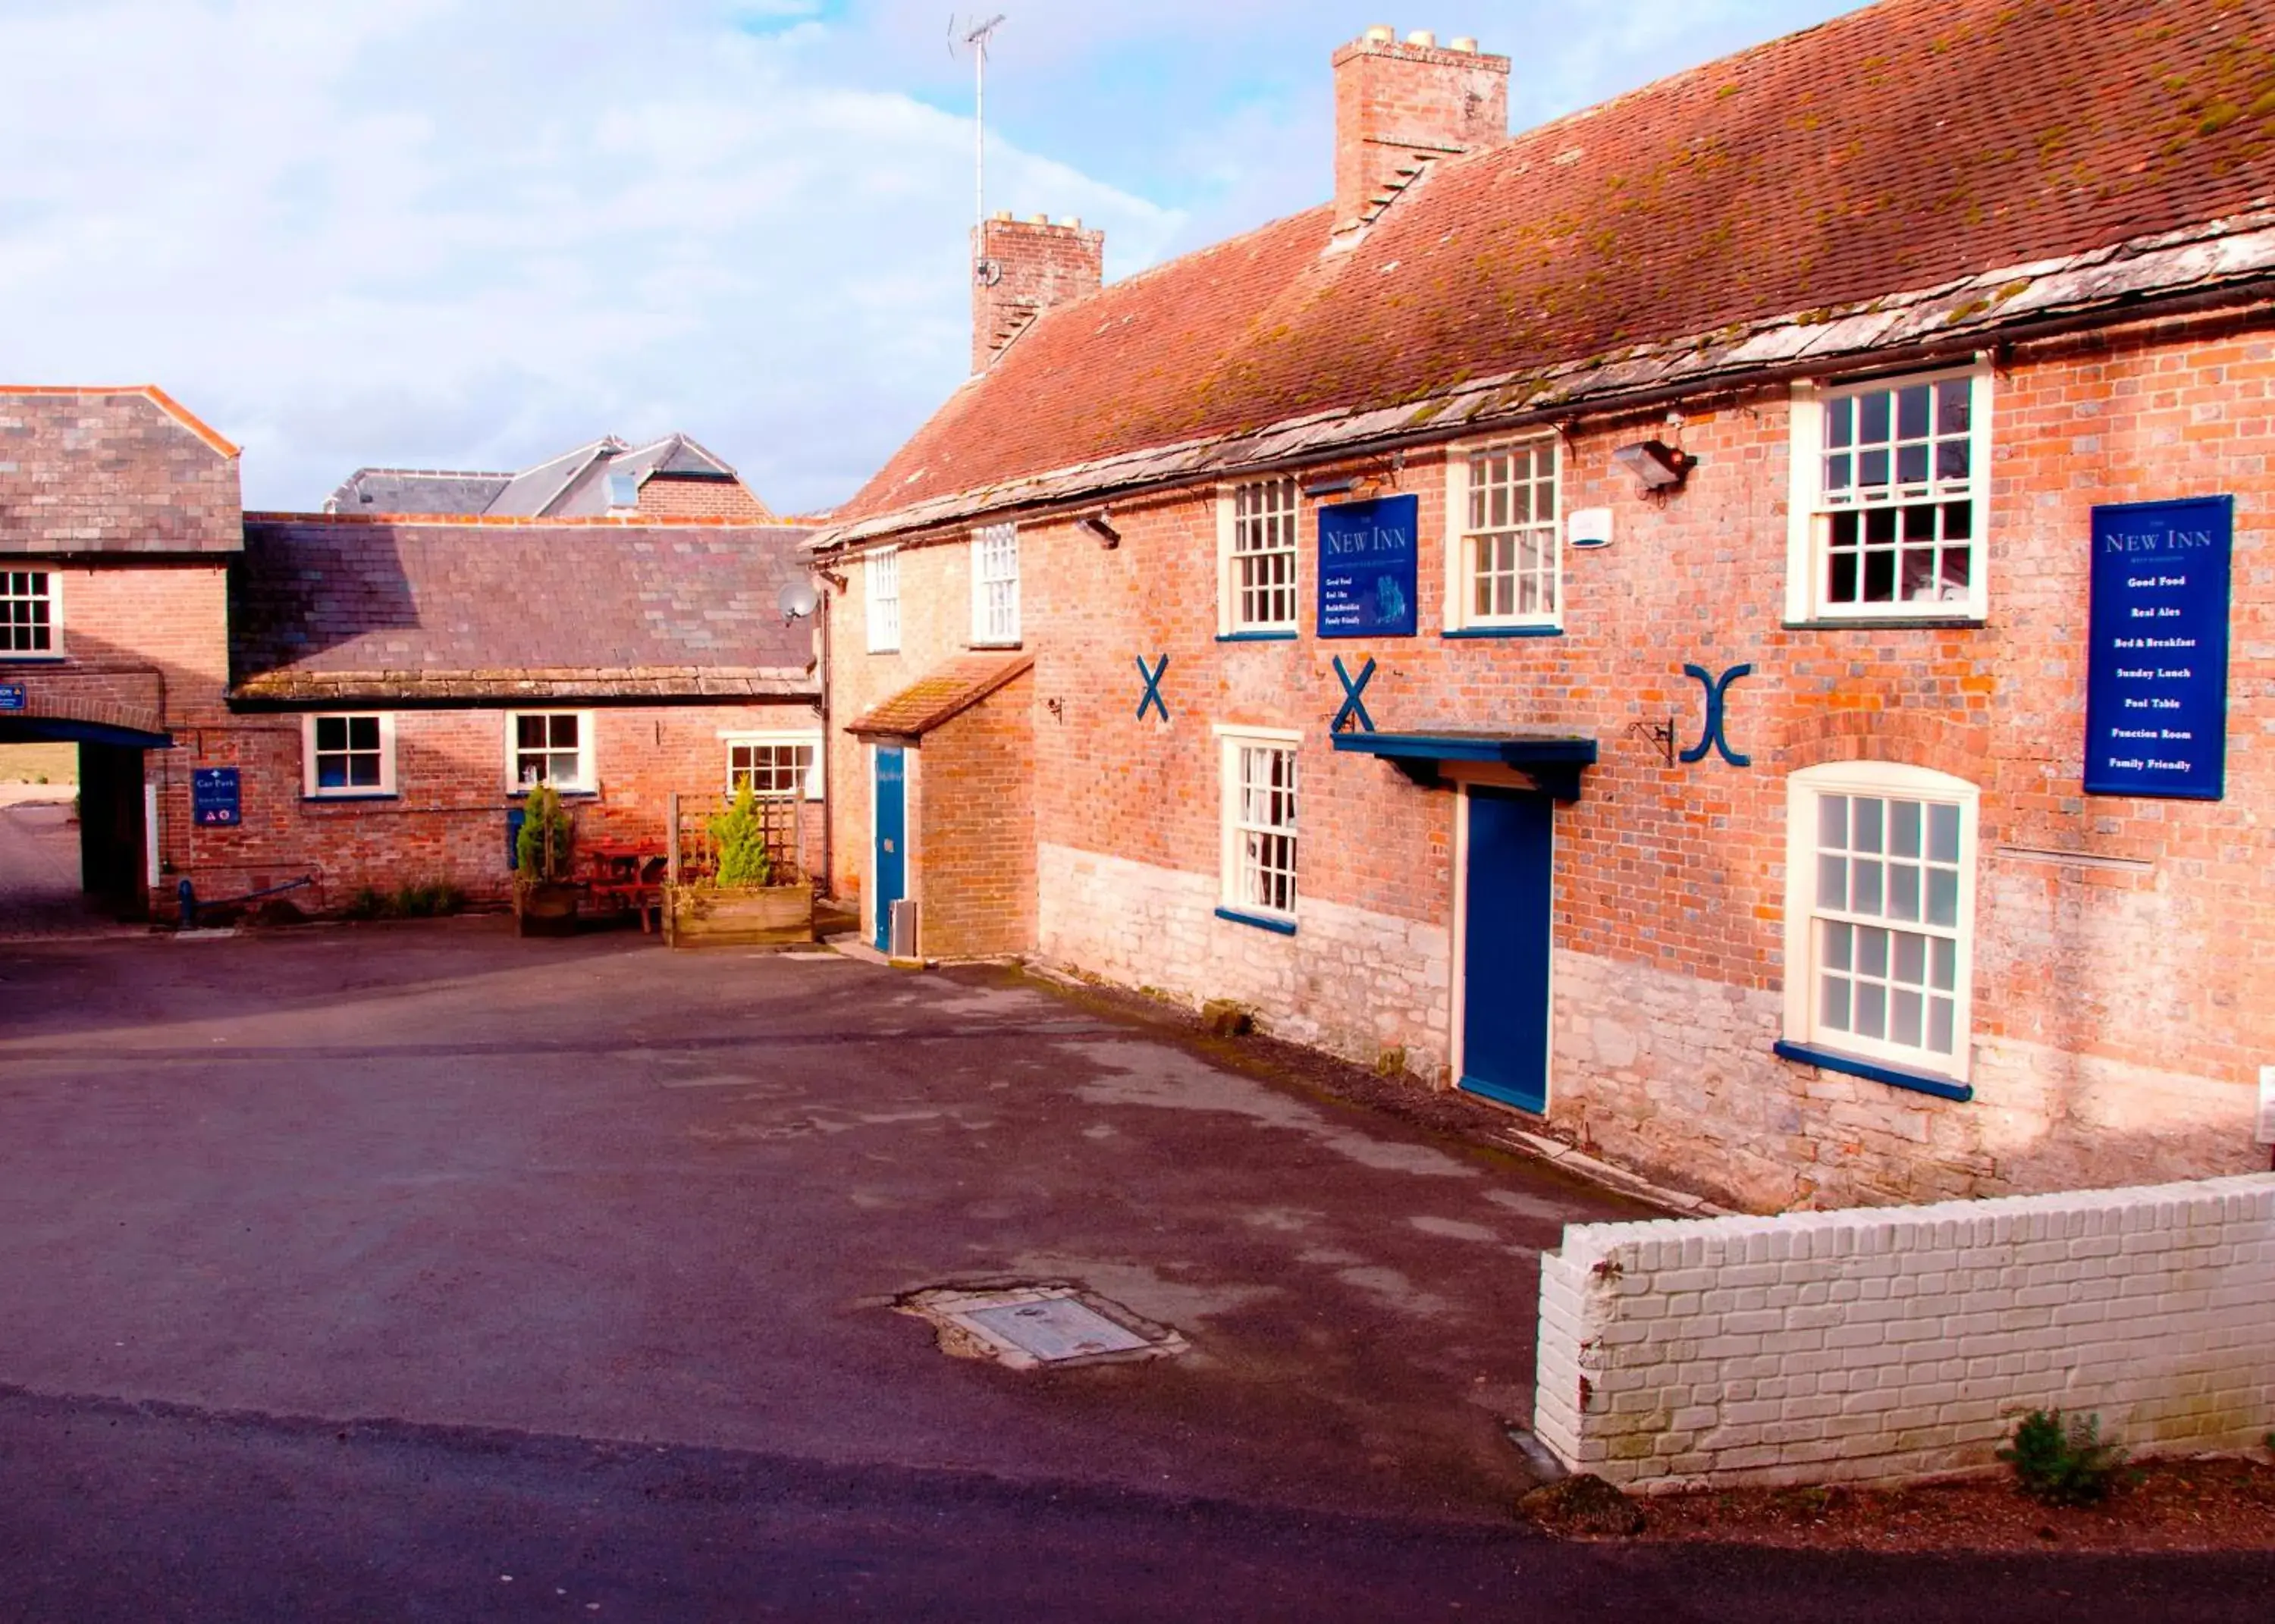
[2083,495,2232,801]
[192,767,242,827]
[1318,494,1419,638]
[0,684,23,712]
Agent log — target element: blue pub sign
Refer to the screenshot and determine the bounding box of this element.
[192,767,242,827]
[1317,494,1419,638]
[2083,495,2232,801]
[0,684,24,712]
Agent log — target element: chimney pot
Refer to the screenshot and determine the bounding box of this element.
[1364,24,1395,42]
[1059,215,1082,229]
[1450,36,1478,52]
[1405,29,1436,46]
[993,208,1013,221]
[1028,212,1049,225]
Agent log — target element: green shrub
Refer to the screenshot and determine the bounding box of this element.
[389,882,467,918]
[1997,1409,2128,1506]
[343,886,386,921]
[516,783,573,882]
[708,783,774,888]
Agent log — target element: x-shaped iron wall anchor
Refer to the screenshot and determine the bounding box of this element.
[1332,656,1378,735]
[1134,654,1170,723]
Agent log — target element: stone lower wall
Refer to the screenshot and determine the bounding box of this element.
[1549,950,2264,1212]
[1037,842,1451,1077]
[1534,1173,2275,1491]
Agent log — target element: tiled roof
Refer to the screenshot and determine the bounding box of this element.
[0,386,244,554]
[324,434,771,520]
[325,469,516,515]
[231,515,820,703]
[846,653,1034,737]
[832,0,2275,535]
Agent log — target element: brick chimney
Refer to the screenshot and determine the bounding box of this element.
[972,212,1106,374]
[1333,26,1510,231]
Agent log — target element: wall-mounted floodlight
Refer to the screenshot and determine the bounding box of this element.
[1611,440,1695,491]
[778,580,820,624]
[1303,475,1358,499]
[1079,512,1121,548]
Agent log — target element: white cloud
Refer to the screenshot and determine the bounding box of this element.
[0,0,1850,513]
[0,0,1180,513]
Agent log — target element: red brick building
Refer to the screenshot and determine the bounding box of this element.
[815,0,2275,1209]
[2,387,819,918]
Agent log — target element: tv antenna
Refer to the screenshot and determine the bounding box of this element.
[955,13,1008,284]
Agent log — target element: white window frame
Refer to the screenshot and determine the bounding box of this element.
[1782,760,1979,1082]
[1442,434,1561,632]
[970,522,1020,647]
[723,732,823,801]
[301,712,397,798]
[865,547,901,654]
[505,710,597,795]
[1,567,62,660]
[1216,478,1301,636]
[1214,724,1302,924]
[1786,365,1992,623]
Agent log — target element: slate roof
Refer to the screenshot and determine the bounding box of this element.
[231,515,820,704]
[827,0,2275,542]
[846,653,1034,737]
[325,434,764,519]
[0,386,243,555]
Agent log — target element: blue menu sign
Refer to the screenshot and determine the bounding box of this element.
[193,767,242,827]
[2084,495,2232,800]
[0,684,23,712]
[1318,494,1419,638]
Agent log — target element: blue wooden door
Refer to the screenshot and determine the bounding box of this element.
[1460,786,1554,1115]
[873,746,906,952]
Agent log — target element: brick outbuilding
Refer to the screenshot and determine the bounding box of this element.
[2,390,821,919]
[814,0,2275,1210]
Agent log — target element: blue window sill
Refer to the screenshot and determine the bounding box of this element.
[1781,616,1985,632]
[304,793,399,804]
[1216,631,1298,644]
[1774,1039,1974,1102]
[507,788,599,801]
[1215,905,1297,937]
[1442,625,1564,640]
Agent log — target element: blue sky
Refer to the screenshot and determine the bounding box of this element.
[0,0,1857,514]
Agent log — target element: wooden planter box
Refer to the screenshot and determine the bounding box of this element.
[664,883,814,949]
[515,879,581,938]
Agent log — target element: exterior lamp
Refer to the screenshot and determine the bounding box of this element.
[1611,440,1694,491]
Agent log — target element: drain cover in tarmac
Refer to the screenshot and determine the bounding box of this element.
[898,1284,1188,1371]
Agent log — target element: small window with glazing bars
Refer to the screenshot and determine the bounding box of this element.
[1462,440,1558,626]
[2,570,56,656]
[1230,479,1299,632]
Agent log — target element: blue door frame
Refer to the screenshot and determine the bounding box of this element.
[1458,785,1554,1115]
[873,746,907,952]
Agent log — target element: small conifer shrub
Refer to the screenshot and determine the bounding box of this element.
[1997,1409,2128,1507]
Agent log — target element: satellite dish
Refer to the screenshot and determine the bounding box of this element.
[778,580,820,622]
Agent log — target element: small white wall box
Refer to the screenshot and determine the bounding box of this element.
[1569,508,1614,549]
[2258,1065,2275,1146]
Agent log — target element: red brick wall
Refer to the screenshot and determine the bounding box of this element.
[636,477,775,522]
[913,669,1035,958]
[824,300,2275,1205]
[184,702,824,911]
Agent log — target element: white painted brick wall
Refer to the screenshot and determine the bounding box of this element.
[1036,842,1451,1077]
[1533,1173,2275,1490]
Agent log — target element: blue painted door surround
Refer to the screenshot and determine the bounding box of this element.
[874,746,907,952]
[1460,786,1555,1115]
